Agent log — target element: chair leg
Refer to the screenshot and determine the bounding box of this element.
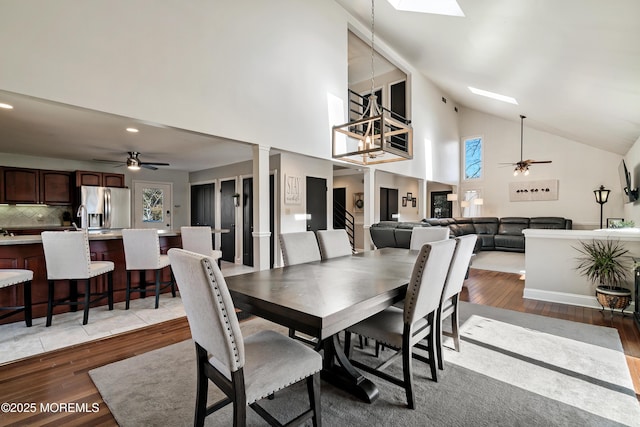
[23,280,32,327]
[307,372,322,427]
[231,370,247,427]
[70,280,78,312]
[125,270,132,310]
[436,310,444,370]
[344,330,352,359]
[107,271,114,310]
[401,331,415,409]
[154,269,161,309]
[46,280,54,327]
[427,328,438,383]
[451,296,460,352]
[170,268,176,298]
[194,345,209,427]
[82,279,91,325]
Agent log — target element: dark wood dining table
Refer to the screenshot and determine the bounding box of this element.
[225,247,418,403]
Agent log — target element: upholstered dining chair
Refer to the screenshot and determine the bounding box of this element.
[279,231,321,266]
[41,231,114,326]
[0,269,33,327]
[316,229,353,259]
[435,234,478,370]
[180,226,223,266]
[409,226,450,250]
[345,238,456,409]
[121,229,175,310]
[279,231,322,345]
[168,248,322,427]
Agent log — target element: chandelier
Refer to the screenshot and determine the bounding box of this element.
[332,0,413,165]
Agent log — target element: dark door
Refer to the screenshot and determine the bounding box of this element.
[190,183,215,226]
[431,191,453,218]
[306,176,327,231]
[242,178,253,267]
[380,187,399,221]
[333,187,346,229]
[220,180,236,263]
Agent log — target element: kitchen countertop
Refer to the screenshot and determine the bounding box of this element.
[0,229,180,245]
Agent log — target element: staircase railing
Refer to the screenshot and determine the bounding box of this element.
[333,200,356,253]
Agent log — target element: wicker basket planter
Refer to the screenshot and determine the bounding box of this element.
[596,286,632,314]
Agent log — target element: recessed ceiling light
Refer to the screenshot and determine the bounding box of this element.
[387,0,465,17]
[126,127,139,133]
[468,87,518,105]
[0,103,14,109]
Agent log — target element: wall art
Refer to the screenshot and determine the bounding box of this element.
[509,179,558,202]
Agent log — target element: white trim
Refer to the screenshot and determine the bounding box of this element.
[523,288,635,312]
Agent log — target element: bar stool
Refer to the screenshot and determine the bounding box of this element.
[122,229,175,309]
[41,231,114,326]
[180,226,223,267]
[0,269,33,327]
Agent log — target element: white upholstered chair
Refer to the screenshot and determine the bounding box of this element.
[41,231,114,326]
[279,232,321,266]
[121,229,175,310]
[0,269,33,327]
[409,226,450,250]
[316,229,353,259]
[168,248,322,427]
[436,234,478,369]
[345,238,456,409]
[180,226,223,266]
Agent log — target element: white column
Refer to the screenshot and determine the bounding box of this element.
[363,168,376,251]
[252,145,271,271]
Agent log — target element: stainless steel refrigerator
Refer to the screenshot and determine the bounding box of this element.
[79,186,131,230]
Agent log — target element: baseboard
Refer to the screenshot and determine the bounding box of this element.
[523,288,636,313]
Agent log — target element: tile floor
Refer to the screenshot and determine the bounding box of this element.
[0,261,254,366]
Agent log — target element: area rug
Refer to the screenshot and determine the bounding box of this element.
[89,303,640,426]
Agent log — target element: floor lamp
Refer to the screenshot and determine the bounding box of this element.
[593,185,610,229]
[447,193,458,217]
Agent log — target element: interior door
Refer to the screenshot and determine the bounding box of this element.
[133,181,173,230]
[306,176,327,232]
[242,178,253,267]
[220,180,236,263]
[380,187,398,221]
[190,183,215,226]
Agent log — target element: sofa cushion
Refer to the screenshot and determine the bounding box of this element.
[494,235,525,251]
[529,217,571,229]
[369,227,397,248]
[498,217,530,236]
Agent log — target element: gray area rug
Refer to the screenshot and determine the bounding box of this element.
[89,303,640,426]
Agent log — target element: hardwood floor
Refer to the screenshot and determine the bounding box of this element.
[0,268,638,426]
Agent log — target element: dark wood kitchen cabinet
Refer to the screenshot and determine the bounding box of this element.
[1,168,72,205]
[39,170,72,205]
[2,167,39,203]
[75,170,125,188]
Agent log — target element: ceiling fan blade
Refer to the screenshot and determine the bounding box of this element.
[93,158,125,164]
[141,164,158,170]
[529,160,552,164]
[140,162,170,166]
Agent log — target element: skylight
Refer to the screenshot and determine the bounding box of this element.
[387,0,465,17]
[468,87,518,105]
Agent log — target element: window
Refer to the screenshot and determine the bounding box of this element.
[142,187,165,223]
[463,136,483,180]
[462,189,482,217]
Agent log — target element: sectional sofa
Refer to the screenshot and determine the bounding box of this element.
[369,217,572,253]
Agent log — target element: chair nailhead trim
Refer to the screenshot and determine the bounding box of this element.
[252,368,321,403]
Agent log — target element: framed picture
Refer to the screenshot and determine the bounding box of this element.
[606,218,624,228]
[402,196,407,207]
[406,193,413,200]
[412,198,417,208]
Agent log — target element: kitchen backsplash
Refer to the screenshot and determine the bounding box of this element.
[0,205,72,228]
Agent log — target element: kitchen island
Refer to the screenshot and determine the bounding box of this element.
[0,230,182,325]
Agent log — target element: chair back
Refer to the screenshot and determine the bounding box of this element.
[403,238,456,324]
[316,229,352,259]
[180,226,214,256]
[41,231,92,279]
[122,229,162,270]
[441,234,477,302]
[168,248,245,377]
[409,227,450,250]
[279,232,321,266]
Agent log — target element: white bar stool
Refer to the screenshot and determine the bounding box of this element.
[122,229,176,309]
[180,226,223,267]
[0,269,33,327]
[41,231,114,326]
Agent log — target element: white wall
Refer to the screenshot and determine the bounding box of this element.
[623,135,640,225]
[333,172,365,249]
[459,108,624,228]
[375,171,421,222]
[0,0,461,185]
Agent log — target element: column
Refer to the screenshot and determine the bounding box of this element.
[252,145,271,271]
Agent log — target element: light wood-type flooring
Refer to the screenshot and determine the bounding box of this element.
[0,268,638,426]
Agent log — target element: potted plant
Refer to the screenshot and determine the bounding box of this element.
[575,239,632,315]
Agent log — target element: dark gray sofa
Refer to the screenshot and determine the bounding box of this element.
[369,216,572,252]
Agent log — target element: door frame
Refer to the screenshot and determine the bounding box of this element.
[219,176,239,263]
[132,180,173,230]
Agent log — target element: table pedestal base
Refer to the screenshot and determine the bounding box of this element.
[320,334,379,403]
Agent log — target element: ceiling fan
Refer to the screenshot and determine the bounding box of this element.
[93,151,170,171]
[502,115,552,176]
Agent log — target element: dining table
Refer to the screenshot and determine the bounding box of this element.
[225,247,419,403]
